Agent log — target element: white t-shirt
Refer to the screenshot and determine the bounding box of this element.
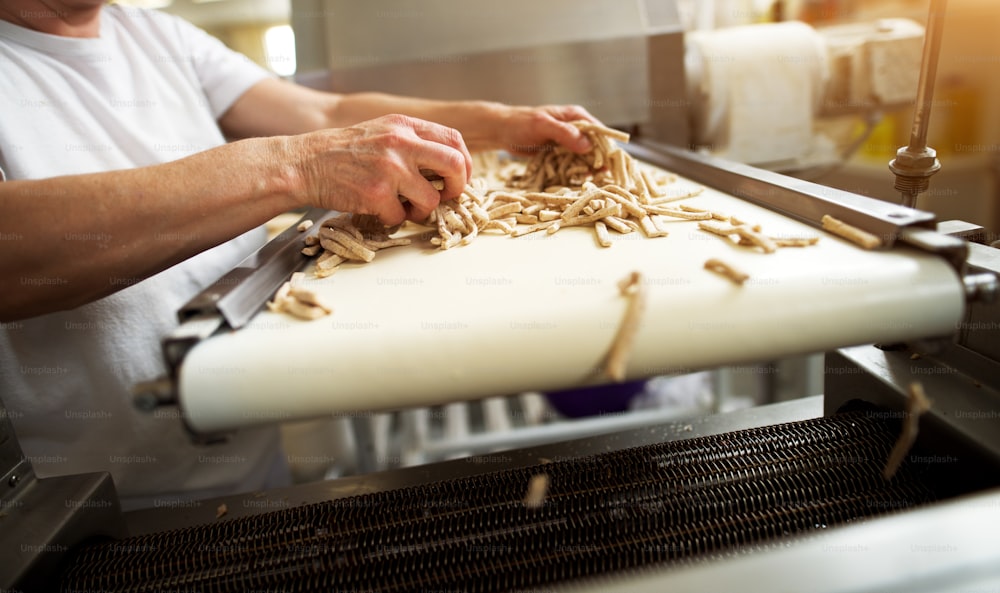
[0,5,288,509]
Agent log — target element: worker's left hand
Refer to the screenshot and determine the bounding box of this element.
[495,105,602,156]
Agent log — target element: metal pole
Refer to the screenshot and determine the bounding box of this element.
[888,0,948,208]
[908,0,948,151]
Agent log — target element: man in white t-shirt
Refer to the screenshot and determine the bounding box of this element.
[0,0,598,509]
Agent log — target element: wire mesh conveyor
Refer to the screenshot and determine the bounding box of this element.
[61,412,944,593]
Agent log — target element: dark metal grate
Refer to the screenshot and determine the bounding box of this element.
[61,413,941,592]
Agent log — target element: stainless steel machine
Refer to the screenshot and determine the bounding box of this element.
[3,1,999,591]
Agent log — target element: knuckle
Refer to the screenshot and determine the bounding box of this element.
[441,125,463,147]
[380,129,410,150]
[379,113,413,130]
[362,175,395,202]
[528,109,551,125]
[407,183,436,205]
[441,148,465,174]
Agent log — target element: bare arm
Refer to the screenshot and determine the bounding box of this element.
[1,115,470,322]
[1,137,291,321]
[4,76,598,321]
[219,78,598,155]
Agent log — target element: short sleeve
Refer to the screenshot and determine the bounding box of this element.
[170,16,275,119]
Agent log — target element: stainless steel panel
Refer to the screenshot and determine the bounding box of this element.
[2,472,125,591]
[318,37,652,129]
[0,396,30,510]
[825,345,1000,471]
[292,1,687,131]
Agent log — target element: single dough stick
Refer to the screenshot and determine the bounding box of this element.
[523,473,550,509]
[704,258,749,285]
[364,237,412,250]
[605,271,647,382]
[574,120,631,143]
[602,216,634,234]
[594,221,612,247]
[733,226,777,254]
[821,215,883,250]
[511,220,559,237]
[638,216,668,238]
[487,202,523,219]
[314,251,344,273]
[288,287,334,314]
[419,168,446,191]
[680,204,727,220]
[266,281,291,313]
[320,236,373,263]
[538,209,561,222]
[697,220,740,238]
[646,206,712,221]
[772,236,820,247]
[282,299,329,320]
[883,382,932,480]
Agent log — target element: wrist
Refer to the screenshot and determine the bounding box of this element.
[459,101,509,152]
[257,135,309,210]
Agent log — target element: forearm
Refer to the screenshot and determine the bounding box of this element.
[0,136,300,321]
[221,80,593,156]
[326,93,510,152]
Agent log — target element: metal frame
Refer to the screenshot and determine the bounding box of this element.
[177,207,328,330]
[628,141,935,241]
[123,396,824,535]
[628,140,973,271]
[825,345,1000,472]
[560,483,1000,593]
[1,398,126,591]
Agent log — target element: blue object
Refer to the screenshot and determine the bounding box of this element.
[544,380,646,418]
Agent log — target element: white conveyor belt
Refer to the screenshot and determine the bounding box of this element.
[179,182,964,433]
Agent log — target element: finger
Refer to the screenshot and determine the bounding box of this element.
[396,172,441,222]
[544,117,592,154]
[404,117,474,179]
[548,104,600,124]
[375,195,408,227]
[410,142,469,202]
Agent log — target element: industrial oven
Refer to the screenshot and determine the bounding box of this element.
[3,1,1000,591]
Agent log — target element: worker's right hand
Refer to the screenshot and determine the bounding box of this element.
[285,114,472,225]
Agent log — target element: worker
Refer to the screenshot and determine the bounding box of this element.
[0,0,597,509]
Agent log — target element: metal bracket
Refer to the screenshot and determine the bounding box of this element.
[178,208,328,329]
[626,140,938,248]
[897,226,969,273]
[132,209,330,421]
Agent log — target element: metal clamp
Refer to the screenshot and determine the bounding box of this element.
[132,208,330,427]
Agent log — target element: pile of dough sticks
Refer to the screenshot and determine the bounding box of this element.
[426,121,705,250]
[303,120,823,285]
[277,120,828,322]
[302,212,412,279]
[302,120,709,279]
